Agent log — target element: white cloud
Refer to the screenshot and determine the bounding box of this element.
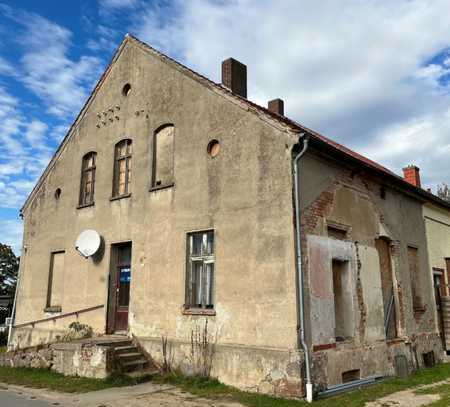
[132,0,450,189]
[24,120,48,146]
[0,6,104,118]
[0,219,23,255]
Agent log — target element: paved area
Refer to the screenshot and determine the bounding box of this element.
[0,386,52,407]
[0,382,243,407]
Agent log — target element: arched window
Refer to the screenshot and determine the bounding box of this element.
[151,124,174,188]
[79,152,96,206]
[113,139,132,197]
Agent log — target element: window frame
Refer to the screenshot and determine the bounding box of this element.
[112,139,132,198]
[184,230,215,314]
[78,152,97,207]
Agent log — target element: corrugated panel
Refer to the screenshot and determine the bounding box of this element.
[441,296,450,350]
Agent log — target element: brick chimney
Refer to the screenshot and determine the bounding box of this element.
[222,58,247,98]
[403,165,421,188]
[268,98,284,116]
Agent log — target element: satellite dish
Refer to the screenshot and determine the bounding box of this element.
[75,230,101,258]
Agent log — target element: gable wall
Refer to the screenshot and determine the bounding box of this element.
[13,41,299,361]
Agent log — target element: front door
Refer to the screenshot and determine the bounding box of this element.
[113,243,131,332]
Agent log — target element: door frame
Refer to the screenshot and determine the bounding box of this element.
[106,241,132,334]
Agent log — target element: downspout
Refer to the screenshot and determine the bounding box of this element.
[293,133,313,402]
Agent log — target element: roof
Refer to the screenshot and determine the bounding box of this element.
[21,34,450,213]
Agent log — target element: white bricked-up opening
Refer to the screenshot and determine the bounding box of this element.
[332,259,353,341]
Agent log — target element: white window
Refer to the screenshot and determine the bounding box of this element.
[185,230,215,309]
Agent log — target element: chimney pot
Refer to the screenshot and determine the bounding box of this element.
[268,98,284,116]
[222,58,247,98]
[402,165,421,188]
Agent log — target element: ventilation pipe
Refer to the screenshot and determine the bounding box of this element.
[292,133,313,402]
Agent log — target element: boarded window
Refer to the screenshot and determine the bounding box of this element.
[79,152,96,206]
[185,230,215,309]
[375,238,397,339]
[408,246,423,311]
[113,139,132,197]
[47,251,65,308]
[332,259,353,341]
[152,124,174,188]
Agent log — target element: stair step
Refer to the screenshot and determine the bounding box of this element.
[117,352,143,361]
[126,367,159,378]
[99,340,133,347]
[114,345,139,354]
[121,358,149,372]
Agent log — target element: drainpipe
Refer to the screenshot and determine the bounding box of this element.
[292,133,313,403]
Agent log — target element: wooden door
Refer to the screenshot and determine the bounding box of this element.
[109,243,131,333]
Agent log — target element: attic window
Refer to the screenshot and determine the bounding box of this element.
[122,83,131,97]
[207,140,220,158]
[54,188,61,200]
[380,187,386,200]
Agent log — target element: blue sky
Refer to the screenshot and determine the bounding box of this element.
[1,0,450,254]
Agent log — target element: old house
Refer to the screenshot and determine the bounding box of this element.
[9,35,449,400]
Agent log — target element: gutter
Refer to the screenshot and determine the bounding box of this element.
[292,134,313,402]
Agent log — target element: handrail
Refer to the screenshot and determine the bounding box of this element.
[13,304,104,328]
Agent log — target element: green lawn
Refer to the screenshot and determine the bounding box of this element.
[1,363,450,404]
[152,364,450,407]
[0,366,151,393]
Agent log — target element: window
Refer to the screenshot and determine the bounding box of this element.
[79,152,96,206]
[185,230,215,310]
[151,124,174,189]
[113,139,132,197]
[46,251,65,311]
[408,246,423,311]
[332,259,353,341]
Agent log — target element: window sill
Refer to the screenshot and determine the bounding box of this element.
[149,183,175,192]
[44,306,61,313]
[110,193,131,202]
[77,202,95,209]
[183,308,216,316]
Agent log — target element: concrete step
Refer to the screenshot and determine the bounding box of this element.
[98,340,133,347]
[121,358,149,372]
[117,352,143,362]
[126,367,159,378]
[114,345,139,354]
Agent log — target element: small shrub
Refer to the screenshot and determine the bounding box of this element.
[61,322,93,342]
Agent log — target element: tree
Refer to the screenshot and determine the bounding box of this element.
[437,183,450,203]
[0,244,19,296]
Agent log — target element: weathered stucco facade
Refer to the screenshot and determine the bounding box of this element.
[10,34,450,398]
[299,151,444,389]
[12,35,303,396]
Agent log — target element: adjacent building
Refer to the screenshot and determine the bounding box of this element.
[9,34,450,398]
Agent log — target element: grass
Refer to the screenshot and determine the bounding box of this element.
[0,366,151,393]
[151,363,450,407]
[0,346,6,353]
[1,363,450,404]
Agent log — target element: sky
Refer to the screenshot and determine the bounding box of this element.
[0,0,450,254]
